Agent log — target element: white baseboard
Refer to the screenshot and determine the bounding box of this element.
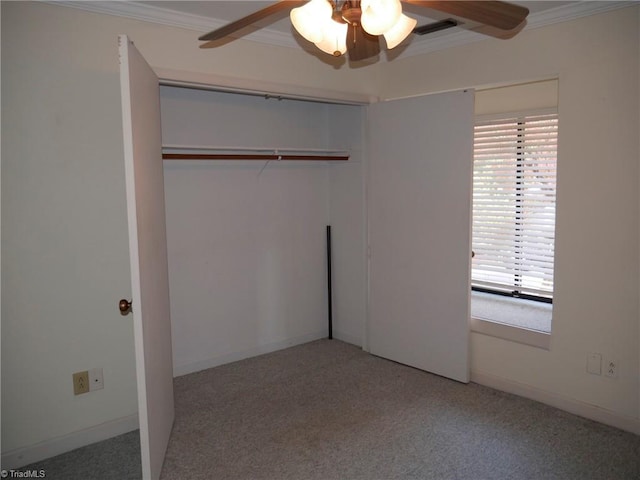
[332,330,363,348]
[173,330,328,377]
[1,414,139,470]
[471,370,640,435]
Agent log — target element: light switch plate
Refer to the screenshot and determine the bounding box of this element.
[89,368,104,391]
[587,352,602,375]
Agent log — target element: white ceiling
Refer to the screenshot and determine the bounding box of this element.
[145,1,571,29]
[55,1,633,59]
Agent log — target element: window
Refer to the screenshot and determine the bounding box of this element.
[471,110,558,335]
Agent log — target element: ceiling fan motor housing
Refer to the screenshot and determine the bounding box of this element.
[340,1,362,26]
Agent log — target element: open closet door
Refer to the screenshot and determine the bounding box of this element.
[367,90,473,383]
[119,35,174,480]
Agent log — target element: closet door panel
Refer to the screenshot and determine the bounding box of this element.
[119,35,174,480]
[367,90,474,383]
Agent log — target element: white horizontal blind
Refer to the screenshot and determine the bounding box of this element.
[472,111,558,300]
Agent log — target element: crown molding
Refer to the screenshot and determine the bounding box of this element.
[45,0,296,48]
[397,1,633,58]
[525,0,633,28]
[46,1,634,57]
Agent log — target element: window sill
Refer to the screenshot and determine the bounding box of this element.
[470,291,551,350]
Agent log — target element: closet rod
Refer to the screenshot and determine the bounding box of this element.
[162,153,349,161]
[162,144,349,154]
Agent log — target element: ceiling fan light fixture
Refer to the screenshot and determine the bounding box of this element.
[360,0,402,36]
[290,0,333,44]
[383,13,418,49]
[201,1,530,63]
[315,19,348,57]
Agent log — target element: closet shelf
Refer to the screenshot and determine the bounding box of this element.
[162,144,349,161]
[163,153,348,161]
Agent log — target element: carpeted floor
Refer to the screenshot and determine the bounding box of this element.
[16,429,141,479]
[18,339,640,479]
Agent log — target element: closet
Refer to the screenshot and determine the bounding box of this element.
[158,84,474,382]
[159,85,368,376]
[120,37,472,479]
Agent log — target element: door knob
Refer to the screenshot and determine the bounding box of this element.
[119,299,132,315]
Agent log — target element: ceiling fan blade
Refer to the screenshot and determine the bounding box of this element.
[346,24,380,61]
[403,1,528,31]
[470,19,527,40]
[199,0,305,47]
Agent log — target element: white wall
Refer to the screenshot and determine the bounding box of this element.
[1,1,374,465]
[2,3,138,464]
[2,0,639,467]
[378,6,640,427]
[161,86,365,374]
[327,106,368,346]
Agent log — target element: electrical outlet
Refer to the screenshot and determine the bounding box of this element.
[89,368,104,391]
[73,371,89,395]
[604,359,618,378]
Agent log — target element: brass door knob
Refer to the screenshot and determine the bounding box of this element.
[119,299,132,315]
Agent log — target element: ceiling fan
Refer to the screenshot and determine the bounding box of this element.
[199,1,529,62]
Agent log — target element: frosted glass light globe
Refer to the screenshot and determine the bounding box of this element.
[361,0,402,36]
[384,13,417,49]
[290,0,333,43]
[315,19,348,56]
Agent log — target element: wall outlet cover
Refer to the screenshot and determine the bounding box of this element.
[604,359,618,378]
[73,371,89,395]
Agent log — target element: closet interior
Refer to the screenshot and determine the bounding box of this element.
[159,85,368,376]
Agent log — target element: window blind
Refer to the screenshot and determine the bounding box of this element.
[472,111,558,300]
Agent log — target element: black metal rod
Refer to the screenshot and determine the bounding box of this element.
[326,225,333,340]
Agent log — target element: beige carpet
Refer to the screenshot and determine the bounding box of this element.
[160,339,640,480]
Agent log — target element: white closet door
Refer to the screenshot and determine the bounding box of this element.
[367,90,473,383]
[119,35,175,480]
